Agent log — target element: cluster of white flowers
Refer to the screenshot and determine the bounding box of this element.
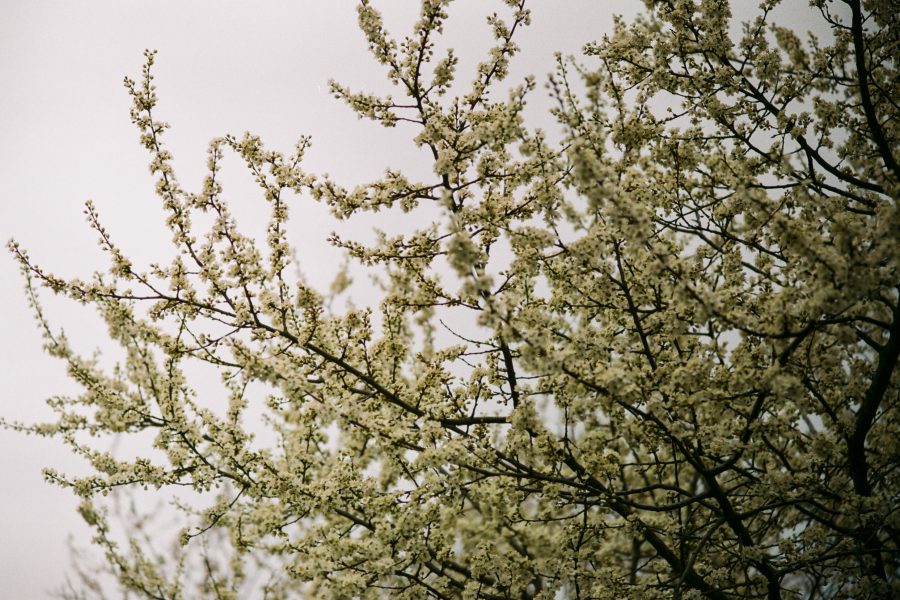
[5,0,899,598]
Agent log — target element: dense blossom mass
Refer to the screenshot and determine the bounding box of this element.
[6,0,899,598]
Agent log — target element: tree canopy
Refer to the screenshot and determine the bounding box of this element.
[7,0,899,598]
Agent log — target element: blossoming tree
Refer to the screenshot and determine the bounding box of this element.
[8,0,899,598]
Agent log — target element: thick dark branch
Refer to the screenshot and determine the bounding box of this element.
[847,298,900,497]
[847,0,900,182]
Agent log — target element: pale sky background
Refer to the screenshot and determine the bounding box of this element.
[0,1,647,596]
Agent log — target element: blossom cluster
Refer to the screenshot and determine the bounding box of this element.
[7,1,898,598]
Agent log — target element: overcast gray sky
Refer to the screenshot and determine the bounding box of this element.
[0,1,644,596]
